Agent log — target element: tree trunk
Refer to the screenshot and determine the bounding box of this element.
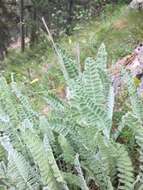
[66,0,74,35]
[30,7,37,47]
[20,0,25,52]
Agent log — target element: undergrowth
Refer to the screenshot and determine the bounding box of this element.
[2,2,143,111]
[1,43,143,189]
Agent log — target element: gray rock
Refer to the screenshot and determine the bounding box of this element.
[129,0,143,10]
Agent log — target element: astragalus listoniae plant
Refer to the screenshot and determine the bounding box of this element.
[52,44,135,190]
[0,77,69,190]
[0,43,143,190]
[114,71,143,189]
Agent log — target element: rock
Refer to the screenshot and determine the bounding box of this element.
[111,43,143,94]
[129,0,143,10]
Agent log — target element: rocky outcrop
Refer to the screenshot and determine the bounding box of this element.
[129,0,143,10]
[111,43,143,94]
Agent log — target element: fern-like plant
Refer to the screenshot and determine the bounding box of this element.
[0,43,143,190]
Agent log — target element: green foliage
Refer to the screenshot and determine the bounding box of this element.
[74,154,89,190]
[4,3,143,96]
[1,43,143,190]
[116,144,134,190]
